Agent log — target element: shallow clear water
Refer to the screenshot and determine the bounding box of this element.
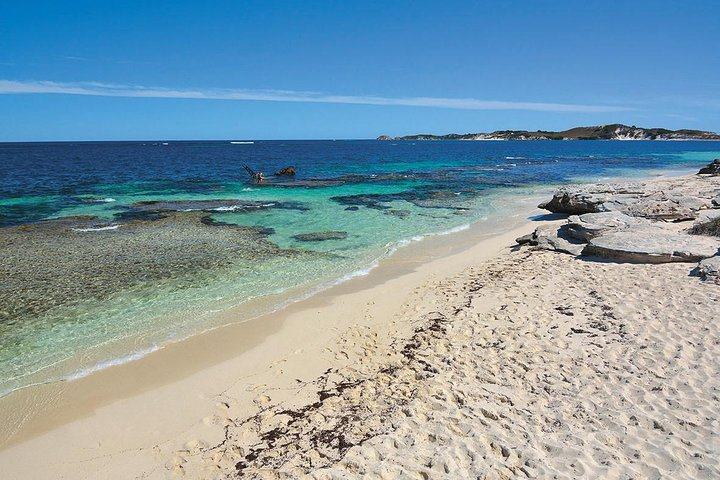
[0,139,718,397]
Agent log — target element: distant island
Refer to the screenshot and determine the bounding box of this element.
[377,124,720,141]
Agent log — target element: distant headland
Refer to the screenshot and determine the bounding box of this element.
[377,124,720,141]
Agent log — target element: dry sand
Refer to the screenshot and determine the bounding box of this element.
[1,179,719,479]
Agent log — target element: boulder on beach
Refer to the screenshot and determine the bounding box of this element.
[582,229,720,263]
[698,159,720,175]
[291,231,348,241]
[516,224,585,256]
[693,256,720,283]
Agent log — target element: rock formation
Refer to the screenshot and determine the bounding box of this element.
[698,159,720,175]
[694,256,720,283]
[521,174,720,270]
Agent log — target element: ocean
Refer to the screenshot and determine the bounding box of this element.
[1,139,718,397]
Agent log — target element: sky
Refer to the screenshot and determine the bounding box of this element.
[0,0,718,141]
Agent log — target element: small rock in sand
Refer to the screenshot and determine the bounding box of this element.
[694,256,720,283]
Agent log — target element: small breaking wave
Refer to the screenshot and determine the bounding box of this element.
[63,344,160,382]
[212,203,276,212]
[72,224,121,232]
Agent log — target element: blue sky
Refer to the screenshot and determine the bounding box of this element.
[1,0,718,140]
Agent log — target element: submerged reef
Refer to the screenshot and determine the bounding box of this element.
[0,210,298,326]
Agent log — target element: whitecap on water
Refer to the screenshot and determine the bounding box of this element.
[72,224,121,232]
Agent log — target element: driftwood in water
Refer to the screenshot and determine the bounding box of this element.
[243,165,265,184]
[244,164,298,185]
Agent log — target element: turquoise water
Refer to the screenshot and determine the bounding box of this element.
[0,140,718,397]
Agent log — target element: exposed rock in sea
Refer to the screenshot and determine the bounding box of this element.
[693,256,720,283]
[275,166,296,176]
[698,159,720,175]
[291,231,348,242]
[582,229,720,263]
[128,199,308,213]
[385,210,411,218]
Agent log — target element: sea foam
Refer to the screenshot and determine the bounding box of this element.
[72,225,121,232]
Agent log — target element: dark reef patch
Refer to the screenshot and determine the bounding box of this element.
[0,211,297,331]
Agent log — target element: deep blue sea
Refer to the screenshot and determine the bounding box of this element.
[1,139,718,397]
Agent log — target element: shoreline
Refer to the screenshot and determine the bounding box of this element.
[0,186,549,402]
[0,168,696,400]
[0,191,548,451]
[1,169,716,479]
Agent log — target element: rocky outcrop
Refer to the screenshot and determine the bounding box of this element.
[565,212,648,241]
[292,231,348,242]
[583,229,720,263]
[539,176,719,221]
[698,159,720,175]
[521,174,720,266]
[275,166,296,176]
[538,184,644,215]
[516,225,585,256]
[694,256,720,283]
[689,216,720,237]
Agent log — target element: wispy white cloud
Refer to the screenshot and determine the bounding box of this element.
[59,56,89,62]
[0,79,630,113]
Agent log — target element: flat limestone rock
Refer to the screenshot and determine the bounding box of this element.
[583,229,720,263]
[618,197,696,221]
[696,209,720,225]
[518,224,585,256]
[695,256,720,283]
[566,211,648,241]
